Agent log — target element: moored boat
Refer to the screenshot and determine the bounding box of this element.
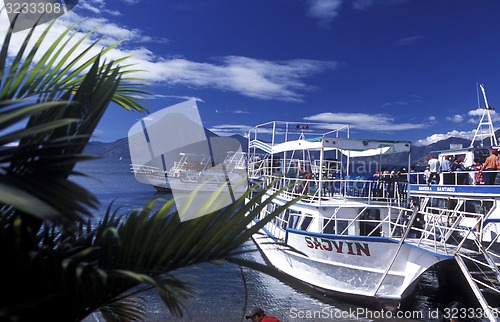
[246,120,438,311]
[246,85,500,319]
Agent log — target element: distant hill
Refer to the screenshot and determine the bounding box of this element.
[85,129,247,158]
[410,137,473,165]
[85,130,497,167]
[85,138,129,158]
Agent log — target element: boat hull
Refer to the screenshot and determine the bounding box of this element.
[153,184,172,193]
[250,225,450,310]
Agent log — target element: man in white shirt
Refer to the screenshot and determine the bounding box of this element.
[428,155,440,184]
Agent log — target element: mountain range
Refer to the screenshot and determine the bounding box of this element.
[85,129,247,159]
[85,129,499,167]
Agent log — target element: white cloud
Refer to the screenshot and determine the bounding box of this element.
[303,112,426,131]
[466,108,500,124]
[353,0,373,9]
[303,0,409,25]
[153,94,205,102]
[353,0,409,10]
[394,35,422,46]
[79,2,101,14]
[303,0,342,27]
[78,0,122,16]
[209,124,253,136]
[414,130,475,146]
[216,109,250,114]
[446,114,464,123]
[415,108,500,146]
[0,9,335,102]
[468,108,485,117]
[134,57,337,102]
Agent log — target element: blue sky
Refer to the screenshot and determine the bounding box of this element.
[2,0,500,146]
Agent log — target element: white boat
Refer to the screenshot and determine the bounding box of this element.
[129,163,171,192]
[128,100,247,192]
[166,151,247,192]
[130,150,247,193]
[128,100,248,221]
[246,85,500,319]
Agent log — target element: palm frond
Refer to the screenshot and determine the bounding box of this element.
[99,296,147,322]
[0,18,148,112]
[0,16,148,224]
[0,13,303,322]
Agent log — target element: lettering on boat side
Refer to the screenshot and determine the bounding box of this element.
[304,237,371,256]
[437,186,455,192]
[417,186,456,192]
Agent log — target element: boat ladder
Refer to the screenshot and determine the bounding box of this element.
[455,237,500,322]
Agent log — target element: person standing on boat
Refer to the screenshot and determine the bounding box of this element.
[451,157,466,185]
[441,155,452,184]
[479,149,499,185]
[245,307,281,322]
[424,166,431,185]
[428,155,440,184]
[472,159,485,184]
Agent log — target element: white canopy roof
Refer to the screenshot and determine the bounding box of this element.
[249,137,411,157]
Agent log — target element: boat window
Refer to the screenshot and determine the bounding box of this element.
[287,209,301,229]
[360,208,381,236]
[289,214,301,229]
[447,198,463,212]
[300,216,313,230]
[429,197,448,213]
[465,200,493,215]
[322,219,335,234]
[473,149,490,164]
[448,154,466,163]
[336,220,348,235]
[282,210,290,229]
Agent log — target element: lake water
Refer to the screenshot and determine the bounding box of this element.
[75,157,444,322]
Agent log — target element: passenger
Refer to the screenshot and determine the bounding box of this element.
[424,166,431,185]
[428,155,440,184]
[441,155,453,184]
[451,158,464,172]
[472,159,484,185]
[390,167,397,180]
[381,167,390,181]
[412,212,425,238]
[397,167,408,182]
[245,307,281,322]
[409,166,418,184]
[451,157,467,185]
[479,149,499,184]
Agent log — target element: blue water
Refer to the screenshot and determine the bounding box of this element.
[75,157,439,322]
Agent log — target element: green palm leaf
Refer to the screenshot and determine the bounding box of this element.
[0,16,148,224]
[0,13,302,322]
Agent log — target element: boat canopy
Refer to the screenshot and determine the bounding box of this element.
[249,137,411,157]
